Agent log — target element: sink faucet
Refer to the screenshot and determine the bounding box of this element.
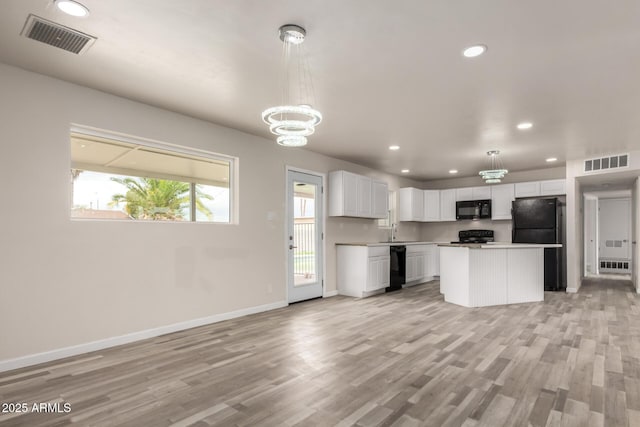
[389,223,397,242]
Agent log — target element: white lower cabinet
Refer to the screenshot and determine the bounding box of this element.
[337,244,437,298]
[367,255,390,291]
[406,244,438,285]
[405,253,421,283]
[337,245,390,297]
[425,244,439,277]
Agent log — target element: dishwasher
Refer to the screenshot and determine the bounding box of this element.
[387,245,406,292]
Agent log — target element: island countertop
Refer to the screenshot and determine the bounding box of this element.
[336,241,446,247]
[437,243,562,249]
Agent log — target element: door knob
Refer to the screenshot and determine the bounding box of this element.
[289,245,298,249]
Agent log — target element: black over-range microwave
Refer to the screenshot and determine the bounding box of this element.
[456,200,492,220]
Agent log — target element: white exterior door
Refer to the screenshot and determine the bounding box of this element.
[599,198,631,261]
[287,170,324,303]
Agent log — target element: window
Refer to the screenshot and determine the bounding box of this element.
[378,190,396,228]
[70,130,235,223]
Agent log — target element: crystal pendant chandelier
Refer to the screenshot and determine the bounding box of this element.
[479,150,509,184]
[262,24,322,147]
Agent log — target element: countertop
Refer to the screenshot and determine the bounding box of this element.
[336,241,444,247]
[438,242,562,249]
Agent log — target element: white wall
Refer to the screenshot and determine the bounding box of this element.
[420,219,512,243]
[635,178,640,291]
[583,196,598,275]
[0,63,423,365]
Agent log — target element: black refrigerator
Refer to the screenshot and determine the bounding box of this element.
[512,198,566,291]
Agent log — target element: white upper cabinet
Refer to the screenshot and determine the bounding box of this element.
[398,187,424,222]
[329,170,388,219]
[472,186,492,200]
[515,179,566,198]
[371,180,389,218]
[456,186,491,201]
[491,184,515,220]
[357,175,372,217]
[539,179,566,196]
[514,181,541,198]
[329,170,357,217]
[455,187,473,201]
[423,190,440,222]
[440,189,457,221]
[396,178,564,223]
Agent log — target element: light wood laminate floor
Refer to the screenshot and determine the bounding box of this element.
[1,277,639,426]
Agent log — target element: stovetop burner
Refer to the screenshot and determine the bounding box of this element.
[454,229,494,244]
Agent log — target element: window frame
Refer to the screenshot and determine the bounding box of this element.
[69,124,239,224]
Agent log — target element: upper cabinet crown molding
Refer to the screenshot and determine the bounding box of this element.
[329,170,388,219]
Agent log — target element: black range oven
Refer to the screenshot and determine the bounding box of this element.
[451,229,495,244]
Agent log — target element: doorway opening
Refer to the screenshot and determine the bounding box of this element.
[583,190,632,281]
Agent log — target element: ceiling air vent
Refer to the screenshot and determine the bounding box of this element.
[21,14,96,54]
[584,153,629,173]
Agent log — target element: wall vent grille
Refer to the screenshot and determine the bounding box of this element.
[21,14,96,54]
[584,153,629,173]
[599,259,630,272]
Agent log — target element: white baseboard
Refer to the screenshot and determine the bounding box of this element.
[0,300,288,373]
[323,290,338,297]
[566,287,578,293]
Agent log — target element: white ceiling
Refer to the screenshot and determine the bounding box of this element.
[2,0,640,181]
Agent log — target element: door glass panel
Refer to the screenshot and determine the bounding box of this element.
[293,181,317,287]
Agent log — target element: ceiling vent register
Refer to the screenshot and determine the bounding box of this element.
[21,14,96,54]
[583,153,629,173]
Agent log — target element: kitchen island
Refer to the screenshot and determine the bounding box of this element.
[438,243,562,307]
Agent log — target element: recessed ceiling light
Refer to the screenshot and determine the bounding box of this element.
[54,0,90,17]
[517,122,533,130]
[462,45,487,58]
[401,169,410,174]
[449,169,458,174]
[546,157,557,162]
[389,145,400,151]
